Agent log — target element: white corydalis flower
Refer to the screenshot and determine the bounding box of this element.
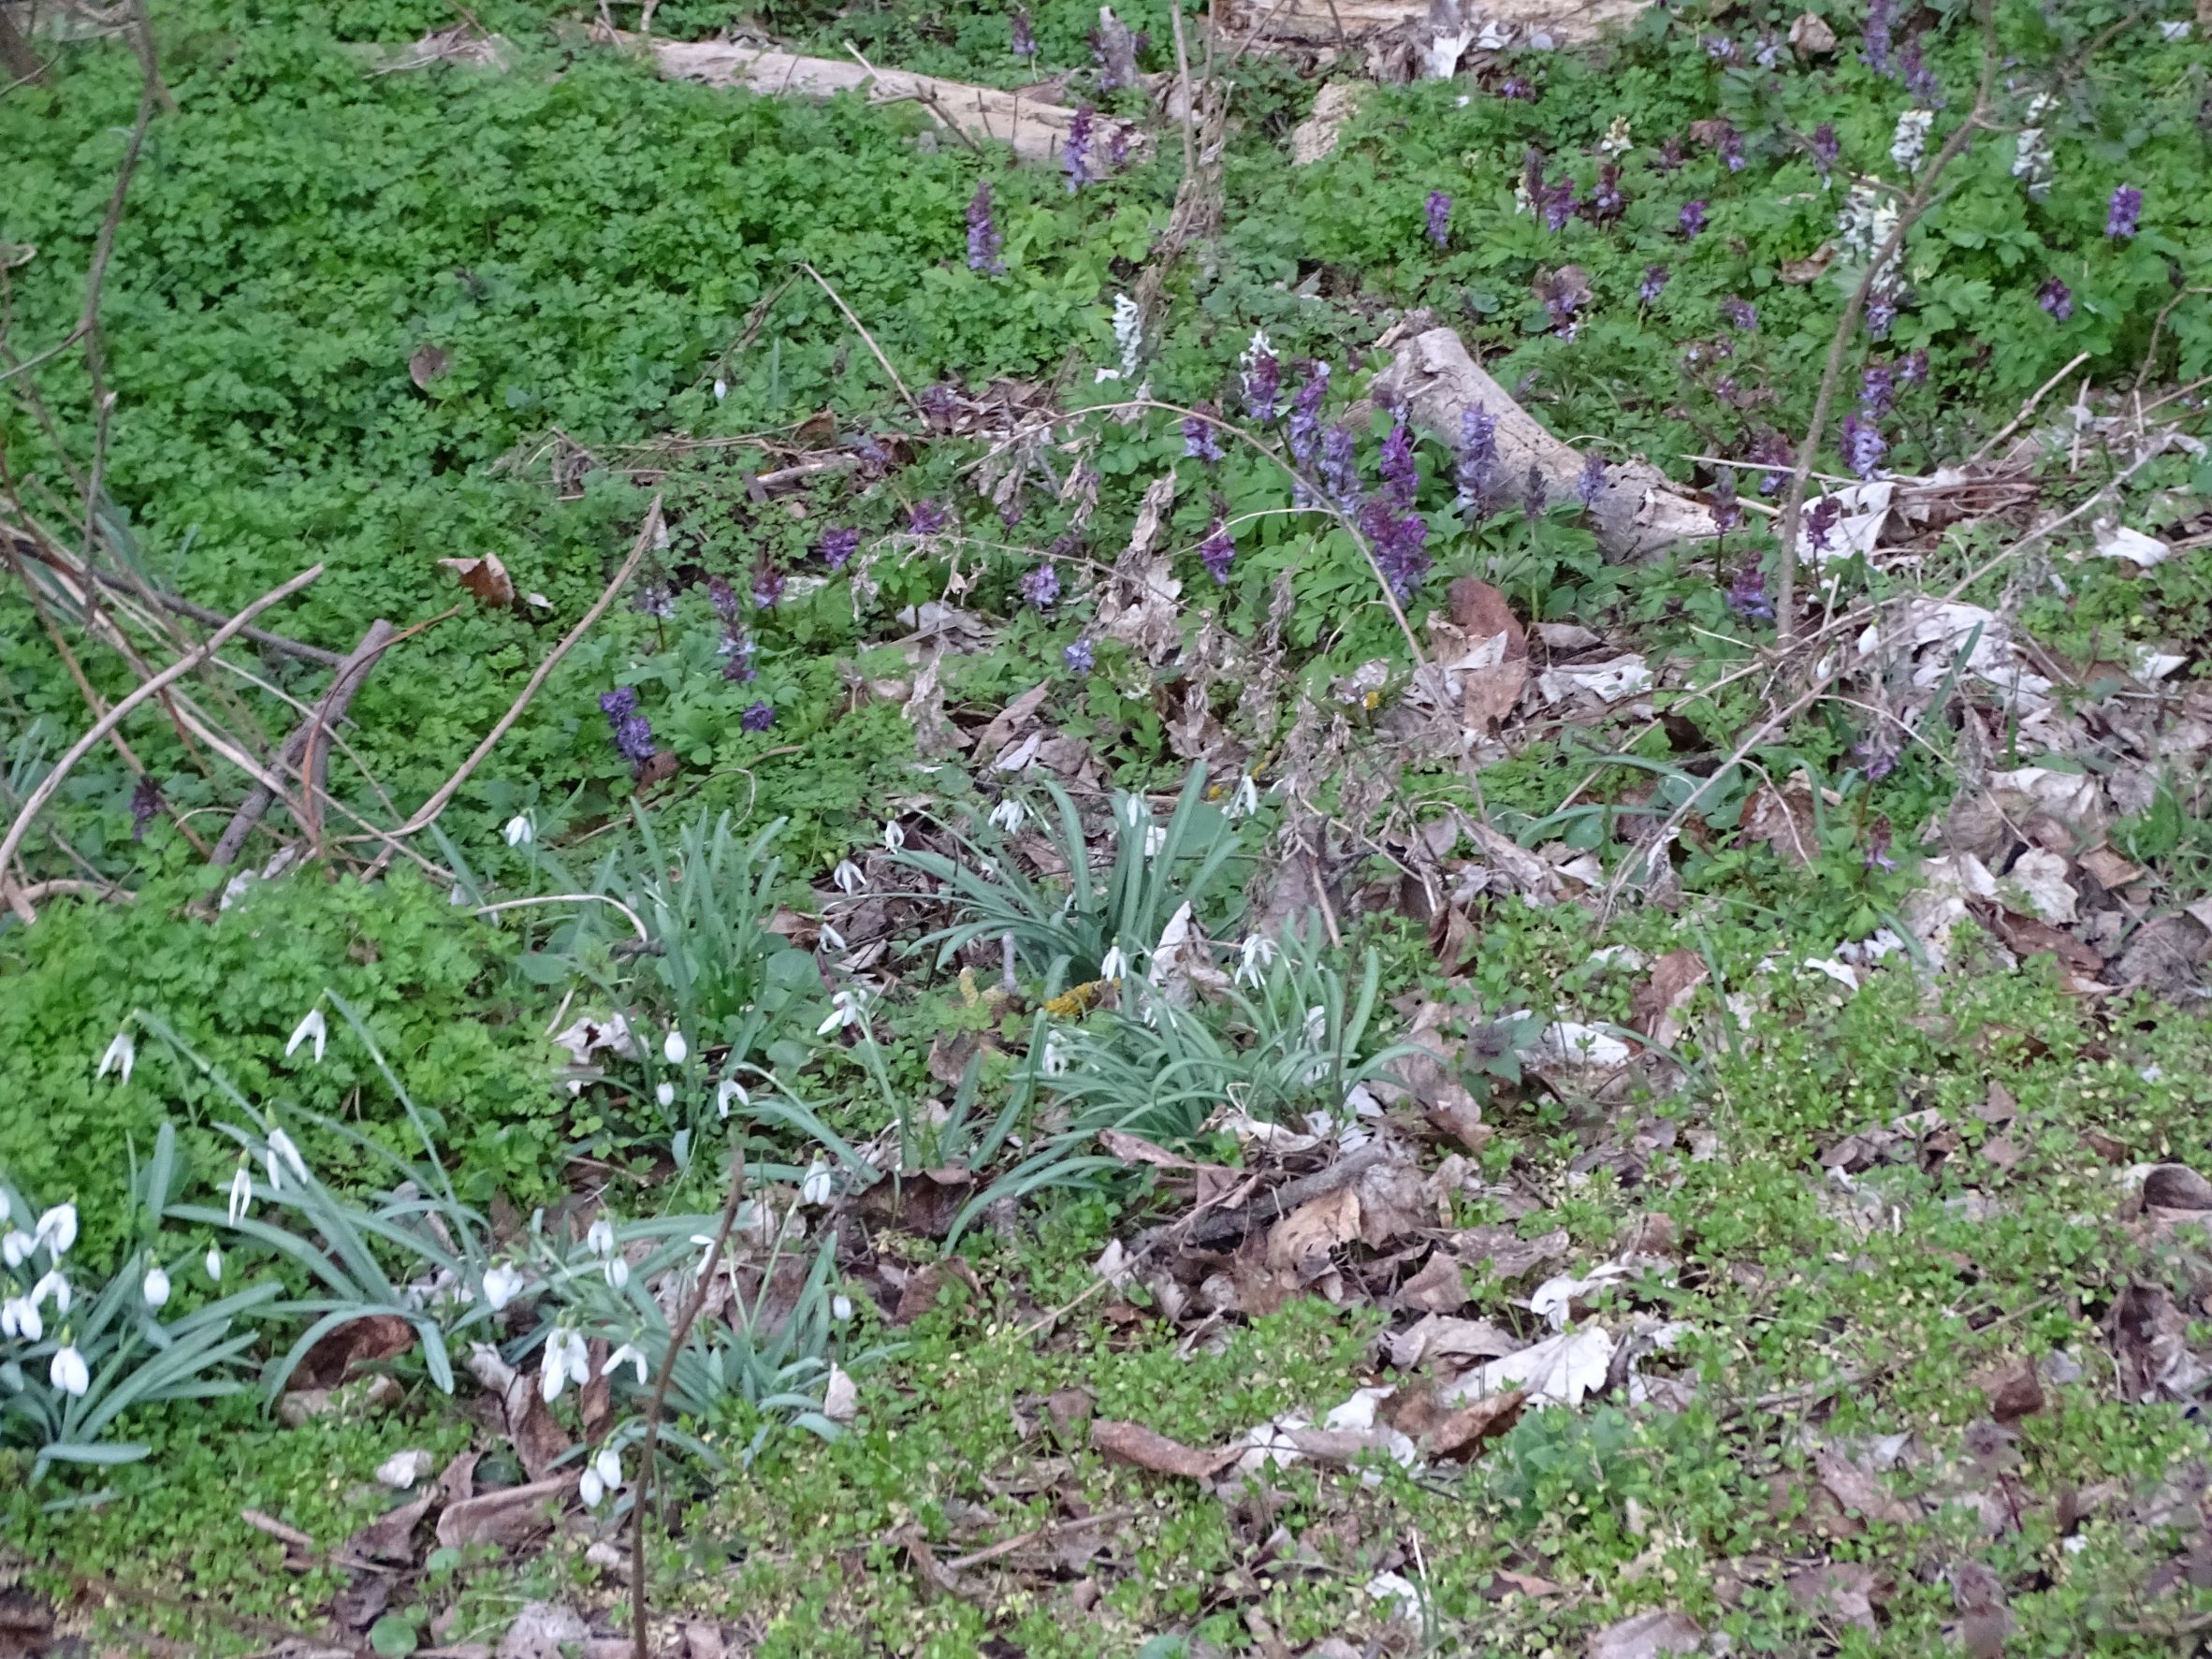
[50,1345,89,1398]
[1598,114,1633,157]
[503,813,533,847]
[97,1030,135,1084]
[1112,292,1143,380]
[286,1007,327,1065]
[1889,109,1933,173]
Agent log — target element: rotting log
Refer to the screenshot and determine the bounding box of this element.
[1369,326,1720,560]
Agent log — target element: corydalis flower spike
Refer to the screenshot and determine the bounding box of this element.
[1424,189,1452,249]
[1197,519,1234,585]
[966,181,1003,274]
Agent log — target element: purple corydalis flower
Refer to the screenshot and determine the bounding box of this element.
[1750,429,1795,495]
[1319,424,1361,510]
[1011,9,1037,57]
[1703,33,1739,61]
[1841,411,1886,479]
[1855,736,1899,784]
[752,566,785,609]
[1864,0,1893,74]
[1727,563,1774,622]
[741,702,775,733]
[1541,173,1577,233]
[1899,35,1942,105]
[600,688,657,765]
[1804,493,1842,551]
[1712,122,1745,172]
[1499,75,1534,100]
[1183,414,1224,464]
[1722,296,1758,332]
[1522,463,1548,520]
[910,499,949,535]
[1575,451,1607,508]
[129,773,161,840]
[1639,264,1671,304]
[1064,107,1095,192]
[920,382,959,429]
[1360,499,1430,597]
[1860,361,1896,415]
[707,575,740,622]
[1425,189,1452,249]
[1064,636,1095,673]
[819,527,860,570]
[1288,361,1329,469]
[1588,164,1625,222]
[1866,294,1898,339]
[2038,276,2074,321]
[1021,562,1061,608]
[1197,519,1234,584]
[1242,339,1281,425]
[720,628,757,682]
[1679,199,1708,237]
[1456,403,1497,516]
[1811,122,1840,175]
[634,583,675,620]
[967,182,1003,274]
[1379,419,1419,509]
[2107,184,2143,239]
[1710,467,1743,532]
[1900,348,1928,385]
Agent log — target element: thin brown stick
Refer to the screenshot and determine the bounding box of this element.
[1168,0,1197,182]
[0,564,323,921]
[371,499,662,843]
[795,263,918,413]
[0,8,48,87]
[1967,350,2092,466]
[631,1140,748,1659]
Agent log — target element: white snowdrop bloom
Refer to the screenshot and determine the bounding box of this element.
[714,377,729,400]
[587,1219,615,1258]
[1890,109,1933,173]
[1142,824,1167,858]
[204,1244,223,1283]
[832,1294,853,1321]
[655,1082,676,1109]
[31,1271,69,1315]
[50,1345,89,1398]
[1040,1030,1070,1078]
[227,1161,255,1226]
[579,1466,607,1508]
[603,1342,648,1384]
[97,1030,135,1084]
[663,1029,688,1066]
[142,1263,171,1310]
[820,922,847,953]
[1,1231,30,1270]
[1111,292,1143,379]
[540,1327,590,1404]
[1223,774,1259,821]
[833,859,866,894]
[482,1262,526,1312]
[594,1445,623,1491]
[988,798,1025,832]
[1118,796,1145,828]
[285,1007,327,1064]
[266,1128,309,1191]
[1235,934,1276,988]
[503,814,534,847]
[1099,944,1129,981]
[800,1161,834,1206]
[817,988,868,1036]
[716,1078,749,1120]
[882,820,906,851]
[1302,1005,1328,1045]
[1,1296,40,1342]
[34,1203,76,1259]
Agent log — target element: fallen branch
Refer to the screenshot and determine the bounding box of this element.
[0,564,324,923]
[1182,1140,1390,1250]
[1224,0,1647,49]
[208,618,396,869]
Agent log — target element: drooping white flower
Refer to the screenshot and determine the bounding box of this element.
[1142,824,1168,858]
[593,1445,623,1490]
[1302,1005,1328,1045]
[1889,109,1933,173]
[833,859,866,895]
[1099,944,1129,981]
[266,1128,309,1191]
[716,1078,749,1120]
[663,1029,688,1066]
[587,1218,615,1259]
[816,988,868,1037]
[831,1294,853,1321]
[713,377,729,401]
[603,1342,648,1384]
[227,1161,254,1226]
[97,1030,135,1084]
[503,814,534,847]
[1,1296,39,1342]
[539,1326,590,1404]
[988,798,1025,833]
[1223,774,1259,821]
[30,1270,69,1315]
[142,1263,171,1310]
[482,1262,526,1312]
[34,1203,77,1259]
[3,1231,33,1270]
[204,1244,223,1283]
[50,1344,89,1398]
[285,1007,327,1065]
[800,1161,834,1206]
[1039,1030,1070,1078]
[1235,934,1277,988]
[882,820,906,851]
[820,922,848,953]
[579,1466,607,1507]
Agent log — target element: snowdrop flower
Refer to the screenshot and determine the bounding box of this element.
[714,377,729,401]
[34,1203,76,1259]
[817,988,868,1036]
[503,814,534,847]
[286,1007,327,1064]
[1302,1005,1328,1044]
[204,1244,223,1283]
[482,1261,526,1312]
[820,922,847,953]
[832,1294,853,1320]
[800,1161,834,1206]
[2,1296,40,1341]
[142,1262,171,1310]
[1142,824,1167,858]
[603,1342,648,1384]
[265,1128,309,1192]
[655,1082,676,1109]
[662,1029,688,1067]
[1235,934,1276,987]
[716,1078,749,1119]
[587,1218,615,1259]
[1099,944,1130,981]
[31,1271,69,1317]
[1889,108,1932,172]
[226,1161,254,1226]
[833,859,866,895]
[97,1030,135,1084]
[989,797,1025,832]
[1119,796,1146,828]
[1039,1030,1070,1078]
[3,1231,33,1270]
[539,1326,590,1404]
[577,1445,624,1510]
[1223,774,1259,820]
[882,820,906,851]
[50,1344,89,1398]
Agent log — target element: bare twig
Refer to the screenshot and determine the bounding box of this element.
[0,564,324,922]
[631,1139,748,1659]
[1967,350,2092,466]
[795,262,918,413]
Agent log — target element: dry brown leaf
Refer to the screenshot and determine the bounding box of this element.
[1353,1157,1434,1247]
[1786,1562,1877,1631]
[1975,1358,2045,1423]
[1089,1419,1238,1478]
[1396,1250,1469,1314]
[408,343,451,389]
[1266,1186,1361,1272]
[855,1168,976,1240]
[2078,845,2143,890]
[1587,1608,1705,1658]
[1629,949,1708,1048]
[1779,242,1835,283]
[1814,1448,1917,1527]
[439,553,516,609]
[972,681,1052,762]
[434,1476,570,1550]
[1385,1313,1521,1369]
[291,1314,418,1391]
[1423,1388,1525,1458]
[1789,10,1837,51]
[1742,773,1818,866]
